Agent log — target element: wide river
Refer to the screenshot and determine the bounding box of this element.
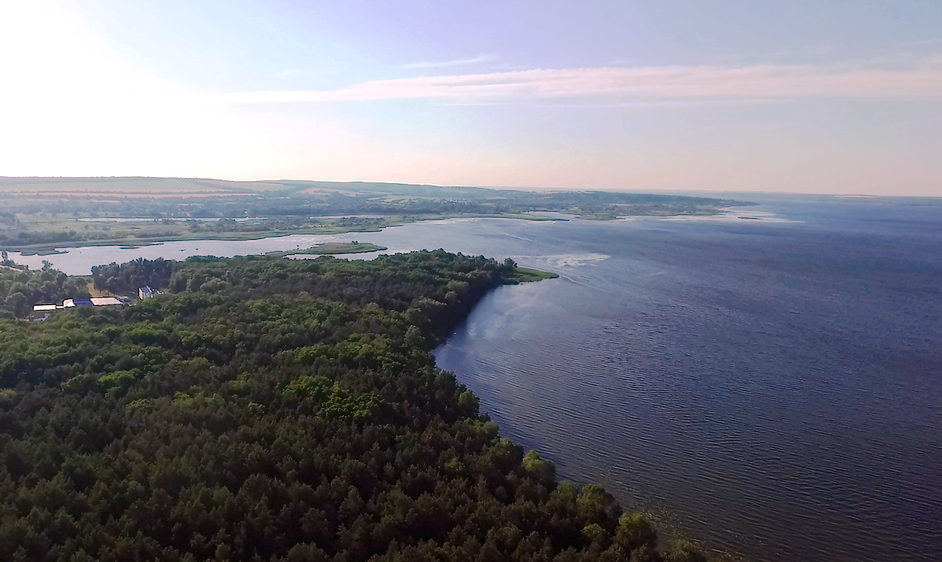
[11,195,942,562]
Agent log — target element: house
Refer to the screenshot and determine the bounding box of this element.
[90,297,123,306]
[31,304,58,321]
[139,286,159,300]
[63,298,93,308]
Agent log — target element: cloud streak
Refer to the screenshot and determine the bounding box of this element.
[399,55,493,69]
[214,62,942,105]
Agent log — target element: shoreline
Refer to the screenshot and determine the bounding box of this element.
[1,208,738,254]
[2,212,561,254]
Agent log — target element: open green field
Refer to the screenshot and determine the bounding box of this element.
[0,177,252,195]
[0,177,496,198]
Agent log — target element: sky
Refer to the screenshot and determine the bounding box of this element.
[1,0,941,195]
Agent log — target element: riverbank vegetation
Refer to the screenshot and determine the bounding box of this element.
[505,265,562,283]
[0,177,749,252]
[0,251,706,561]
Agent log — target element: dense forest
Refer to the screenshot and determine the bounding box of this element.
[0,252,706,561]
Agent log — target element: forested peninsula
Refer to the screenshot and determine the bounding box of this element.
[0,251,705,562]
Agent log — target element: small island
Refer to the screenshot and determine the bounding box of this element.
[287,241,387,255]
[267,241,387,258]
[17,248,68,256]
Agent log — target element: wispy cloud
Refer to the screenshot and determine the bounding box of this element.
[723,44,834,61]
[398,54,493,69]
[214,61,942,104]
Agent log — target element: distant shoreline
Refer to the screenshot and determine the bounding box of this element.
[2,213,560,253]
[2,210,733,254]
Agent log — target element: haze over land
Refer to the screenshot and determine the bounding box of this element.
[2,1,941,195]
[0,176,747,253]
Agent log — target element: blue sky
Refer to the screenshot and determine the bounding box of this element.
[2,0,941,195]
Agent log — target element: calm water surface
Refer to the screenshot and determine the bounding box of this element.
[12,196,942,561]
[435,199,942,562]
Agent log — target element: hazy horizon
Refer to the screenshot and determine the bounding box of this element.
[5,174,942,199]
[2,1,941,196]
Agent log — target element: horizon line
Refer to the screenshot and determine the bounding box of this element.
[0,174,938,199]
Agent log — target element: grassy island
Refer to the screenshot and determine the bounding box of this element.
[17,248,69,256]
[273,241,387,257]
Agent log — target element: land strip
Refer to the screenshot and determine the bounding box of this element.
[1,176,751,253]
[267,242,387,257]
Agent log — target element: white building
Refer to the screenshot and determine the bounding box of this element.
[31,304,59,321]
[139,286,159,300]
